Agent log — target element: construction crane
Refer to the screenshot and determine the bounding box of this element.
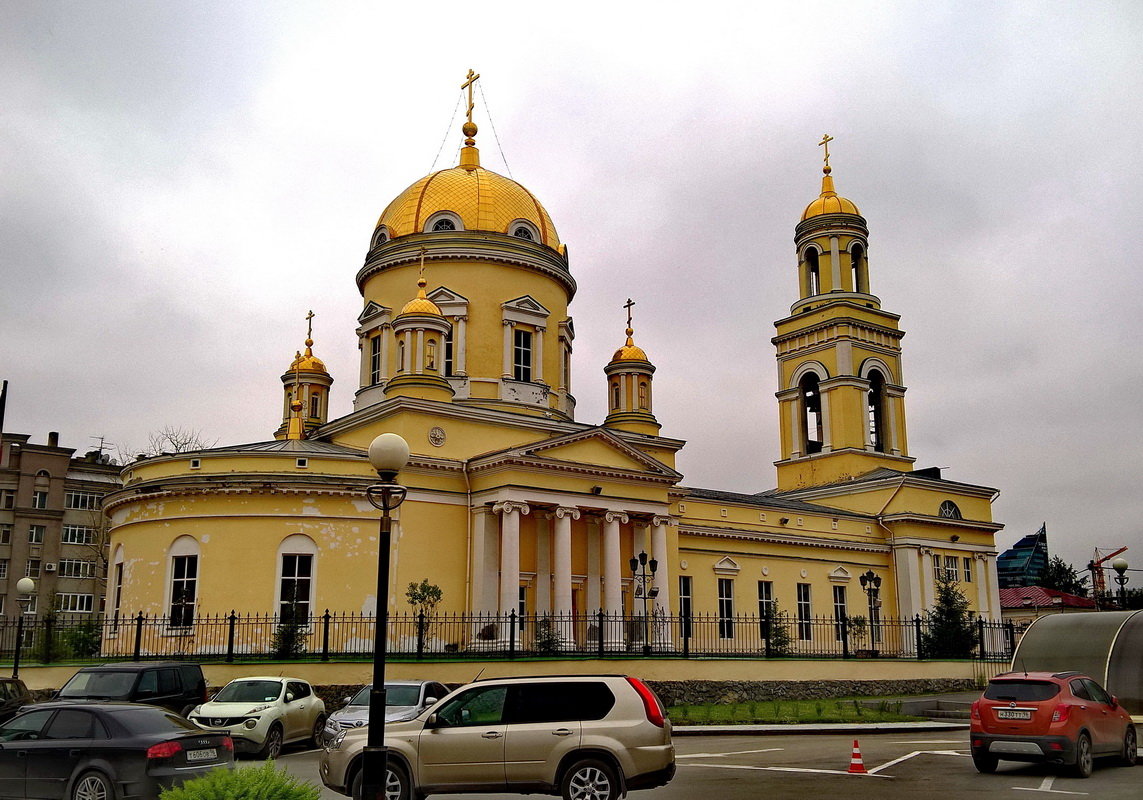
[1089,546,1128,597]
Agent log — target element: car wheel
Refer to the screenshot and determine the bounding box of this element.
[179,704,196,718]
[1070,732,1094,778]
[561,758,620,800]
[1120,725,1138,767]
[350,762,411,800]
[310,713,327,747]
[72,770,117,800]
[972,750,999,774]
[258,722,284,760]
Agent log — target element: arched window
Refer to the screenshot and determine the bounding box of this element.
[309,391,321,418]
[167,536,200,628]
[638,381,649,409]
[426,338,437,371]
[800,373,823,454]
[432,218,456,231]
[850,244,865,293]
[805,248,821,296]
[611,382,621,410]
[938,501,963,520]
[512,226,533,240]
[397,340,406,373]
[867,370,886,452]
[277,534,318,624]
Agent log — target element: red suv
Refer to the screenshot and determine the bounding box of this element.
[971,671,1137,777]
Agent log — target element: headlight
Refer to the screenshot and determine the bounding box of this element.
[245,704,272,714]
[332,730,347,750]
[244,719,258,729]
[191,706,202,716]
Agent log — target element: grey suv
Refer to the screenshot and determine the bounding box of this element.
[320,674,675,800]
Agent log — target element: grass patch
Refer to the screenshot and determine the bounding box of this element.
[666,697,919,725]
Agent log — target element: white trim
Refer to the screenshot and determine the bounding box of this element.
[424,211,463,232]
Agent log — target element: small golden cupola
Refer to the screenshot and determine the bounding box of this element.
[794,135,874,308]
[384,258,454,402]
[603,299,659,436]
[275,311,334,440]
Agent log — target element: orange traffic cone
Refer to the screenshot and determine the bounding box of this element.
[848,739,868,774]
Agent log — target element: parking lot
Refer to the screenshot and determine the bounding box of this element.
[274,728,1142,800]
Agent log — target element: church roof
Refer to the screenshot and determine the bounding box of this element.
[682,486,864,517]
[201,439,365,456]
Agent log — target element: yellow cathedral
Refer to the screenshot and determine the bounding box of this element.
[104,81,1004,651]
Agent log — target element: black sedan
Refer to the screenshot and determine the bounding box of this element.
[0,702,233,799]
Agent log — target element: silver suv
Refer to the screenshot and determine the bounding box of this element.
[320,674,675,800]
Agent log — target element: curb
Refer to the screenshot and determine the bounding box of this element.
[673,721,971,736]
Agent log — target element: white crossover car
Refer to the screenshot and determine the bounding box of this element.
[189,676,326,758]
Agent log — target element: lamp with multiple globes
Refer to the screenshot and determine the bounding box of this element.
[628,550,659,656]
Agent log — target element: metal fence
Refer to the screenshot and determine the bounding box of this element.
[0,610,1016,665]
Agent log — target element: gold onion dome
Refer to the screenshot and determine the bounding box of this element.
[612,328,649,362]
[400,275,443,316]
[801,165,861,221]
[290,339,328,373]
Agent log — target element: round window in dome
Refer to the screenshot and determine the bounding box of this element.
[433,218,456,231]
[512,226,533,240]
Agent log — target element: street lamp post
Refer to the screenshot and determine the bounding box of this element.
[12,577,36,679]
[858,570,881,650]
[361,433,410,800]
[1111,557,1130,609]
[628,551,658,656]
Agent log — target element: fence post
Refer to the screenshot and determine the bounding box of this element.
[841,615,850,659]
[133,612,145,661]
[417,611,426,661]
[977,616,986,661]
[226,610,237,663]
[914,614,924,661]
[508,610,517,659]
[322,610,331,662]
[1006,620,1016,657]
[597,610,606,658]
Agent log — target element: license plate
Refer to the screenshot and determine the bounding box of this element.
[996,709,1031,720]
[186,748,218,762]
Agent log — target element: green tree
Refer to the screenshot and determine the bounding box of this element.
[406,579,444,641]
[919,573,977,658]
[761,601,793,656]
[1040,555,1089,596]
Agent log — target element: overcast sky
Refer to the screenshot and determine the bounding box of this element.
[3,1,1141,578]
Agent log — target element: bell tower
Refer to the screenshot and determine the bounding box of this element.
[773,137,914,490]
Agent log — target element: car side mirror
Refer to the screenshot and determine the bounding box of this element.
[1110,695,1119,708]
[424,696,439,706]
[285,692,295,703]
[342,696,352,706]
[426,713,440,728]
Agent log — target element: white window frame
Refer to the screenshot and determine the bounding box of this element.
[62,525,96,545]
[796,583,812,641]
[32,491,48,509]
[276,534,318,623]
[167,536,200,629]
[832,585,847,641]
[28,525,45,544]
[57,593,94,613]
[717,578,735,640]
[59,559,96,579]
[64,491,100,510]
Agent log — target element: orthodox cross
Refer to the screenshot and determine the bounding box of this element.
[624,298,635,328]
[462,69,481,125]
[819,133,834,170]
[305,309,314,340]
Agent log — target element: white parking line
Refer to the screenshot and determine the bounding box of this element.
[1012,776,1088,795]
[683,762,893,778]
[867,750,966,775]
[678,748,784,759]
[889,740,965,744]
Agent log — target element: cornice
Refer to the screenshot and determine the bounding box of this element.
[779,472,999,503]
[772,309,904,343]
[679,523,890,554]
[880,512,1004,532]
[103,473,379,513]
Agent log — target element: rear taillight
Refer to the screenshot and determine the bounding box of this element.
[971,700,981,720]
[146,740,183,760]
[625,676,666,728]
[221,736,234,752]
[1051,704,1071,723]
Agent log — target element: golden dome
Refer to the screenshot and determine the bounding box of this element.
[612,328,649,362]
[399,275,443,316]
[376,164,560,248]
[801,167,861,221]
[290,340,328,373]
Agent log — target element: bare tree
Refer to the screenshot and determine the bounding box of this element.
[116,426,218,462]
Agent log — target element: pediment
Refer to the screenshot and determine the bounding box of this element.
[472,427,681,481]
[502,295,551,323]
[829,566,852,582]
[357,301,391,326]
[428,287,469,314]
[713,557,741,575]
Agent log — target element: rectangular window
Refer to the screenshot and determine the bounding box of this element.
[59,559,96,579]
[32,491,49,509]
[717,578,734,639]
[28,525,45,544]
[279,553,313,624]
[0,524,10,544]
[944,555,959,582]
[111,562,124,631]
[24,596,37,614]
[758,580,774,639]
[0,559,7,579]
[678,576,693,638]
[1,490,14,509]
[25,559,41,578]
[56,593,94,613]
[833,585,847,641]
[169,555,198,627]
[513,328,533,382]
[62,525,96,545]
[796,583,812,641]
[64,491,100,510]
[443,326,454,377]
[0,597,5,615]
[963,557,973,583]
[369,334,383,384]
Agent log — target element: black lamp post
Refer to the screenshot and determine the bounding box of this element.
[1111,557,1130,609]
[12,577,35,679]
[361,433,410,800]
[859,569,881,644]
[628,550,658,656]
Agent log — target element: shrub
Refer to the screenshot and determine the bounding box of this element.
[160,761,320,800]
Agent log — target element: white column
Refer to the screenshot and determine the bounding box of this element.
[552,507,578,615]
[651,516,672,618]
[603,511,627,647]
[415,329,425,374]
[502,320,514,378]
[470,508,497,613]
[820,389,833,451]
[380,326,391,381]
[586,517,601,614]
[976,553,990,618]
[493,501,529,615]
[536,513,551,615]
[455,316,468,375]
[534,326,545,383]
[920,548,935,610]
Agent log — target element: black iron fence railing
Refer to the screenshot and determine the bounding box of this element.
[0,610,1017,664]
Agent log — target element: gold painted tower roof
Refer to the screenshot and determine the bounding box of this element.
[399,275,443,316]
[801,166,861,221]
[611,328,649,363]
[289,340,328,373]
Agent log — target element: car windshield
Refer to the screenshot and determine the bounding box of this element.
[111,707,201,734]
[984,680,1060,702]
[58,671,136,699]
[213,680,283,703]
[348,684,421,707]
